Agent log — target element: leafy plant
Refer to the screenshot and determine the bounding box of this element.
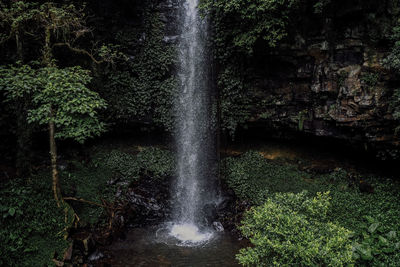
[222,151,320,204]
[136,147,175,179]
[352,216,400,262]
[0,178,69,267]
[237,191,354,266]
[103,150,140,180]
[360,72,379,92]
[0,64,107,206]
[200,0,301,54]
[101,10,177,130]
[93,146,174,181]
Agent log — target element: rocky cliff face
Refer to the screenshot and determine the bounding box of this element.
[239,22,400,159]
[90,0,400,159]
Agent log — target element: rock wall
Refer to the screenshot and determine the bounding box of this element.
[89,0,400,159]
[240,19,400,159]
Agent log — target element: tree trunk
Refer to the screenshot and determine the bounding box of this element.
[14,29,33,177]
[43,27,52,66]
[49,110,62,207]
[15,103,32,178]
[15,29,23,62]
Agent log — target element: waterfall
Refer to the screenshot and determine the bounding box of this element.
[169,0,216,245]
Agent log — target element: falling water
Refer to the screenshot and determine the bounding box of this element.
[168,0,216,245]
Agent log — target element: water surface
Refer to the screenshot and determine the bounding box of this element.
[101,227,246,267]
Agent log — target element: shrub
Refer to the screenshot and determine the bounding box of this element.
[92,146,174,181]
[352,216,400,263]
[237,191,354,266]
[222,151,319,203]
[136,147,174,179]
[104,150,140,180]
[0,178,69,267]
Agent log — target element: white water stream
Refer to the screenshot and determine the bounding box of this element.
[168,0,215,246]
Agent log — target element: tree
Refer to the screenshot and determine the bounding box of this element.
[0,64,107,206]
[0,1,40,176]
[0,1,111,206]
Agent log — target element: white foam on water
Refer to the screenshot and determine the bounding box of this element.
[170,223,213,246]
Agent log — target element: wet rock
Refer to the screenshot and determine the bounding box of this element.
[216,197,232,212]
[88,250,104,262]
[63,245,73,261]
[213,221,224,232]
[163,35,179,43]
[202,203,217,224]
[73,233,96,256]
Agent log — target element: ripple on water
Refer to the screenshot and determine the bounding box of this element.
[101,226,247,267]
[169,223,214,246]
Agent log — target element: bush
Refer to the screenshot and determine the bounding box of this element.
[136,147,174,179]
[237,191,354,266]
[223,152,400,266]
[0,178,69,267]
[103,150,140,180]
[93,147,174,181]
[353,216,400,263]
[222,151,319,204]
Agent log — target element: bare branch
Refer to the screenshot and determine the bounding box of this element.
[52,42,103,64]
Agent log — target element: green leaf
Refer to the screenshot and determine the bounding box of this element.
[8,208,16,216]
[387,231,397,240]
[368,223,380,234]
[378,236,388,246]
[364,215,375,224]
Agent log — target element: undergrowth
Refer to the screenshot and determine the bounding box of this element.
[0,177,69,267]
[224,151,400,266]
[0,145,174,266]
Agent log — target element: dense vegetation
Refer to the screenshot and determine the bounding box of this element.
[0,145,174,266]
[223,152,400,266]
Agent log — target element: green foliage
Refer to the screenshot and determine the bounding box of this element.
[93,146,174,181]
[0,144,176,266]
[223,151,319,204]
[385,23,400,71]
[136,147,175,179]
[98,44,129,64]
[101,11,176,129]
[393,89,400,119]
[352,216,400,263]
[199,0,302,136]
[223,152,400,266]
[105,150,140,179]
[0,178,69,267]
[389,88,400,136]
[0,1,38,44]
[0,1,87,57]
[0,64,107,143]
[60,161,115,226]
[238,191,354,266]
[219,66,252,136]
[384,21,400,134]
[360,72,379,92]
[296,110,308,131]
[201,0,300,53]
[313,0,332,14]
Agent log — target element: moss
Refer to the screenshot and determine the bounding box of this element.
[360,72,379,92]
